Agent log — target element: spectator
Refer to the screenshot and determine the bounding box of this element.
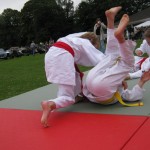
[49,38,54,48]
[94,18,107,53]
[30,41,36,56]
[45,41,49,52]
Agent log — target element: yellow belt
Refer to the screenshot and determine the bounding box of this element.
[95,91,144,107]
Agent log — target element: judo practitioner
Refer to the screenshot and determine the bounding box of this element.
[135,28,150,57]
[83,6,150,106]
[127,57,150,79]
[41,27,105,127]
[126,28,150,79]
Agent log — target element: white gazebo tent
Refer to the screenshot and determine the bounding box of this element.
[135,21,150,28]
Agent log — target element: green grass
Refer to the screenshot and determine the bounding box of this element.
[0,54,48,100]
[0,54,92,101]
[135,39,142,48]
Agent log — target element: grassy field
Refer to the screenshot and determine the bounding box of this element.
[0,54,91,101]
[0,54,46,100]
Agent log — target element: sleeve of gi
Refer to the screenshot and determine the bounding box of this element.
[129,70,143,79]
[121,84,145,101]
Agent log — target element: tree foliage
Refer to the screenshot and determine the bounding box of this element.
[0,0,149,48]
[20,0,66,44]
[0,9,21,48]
[75,0,150,31]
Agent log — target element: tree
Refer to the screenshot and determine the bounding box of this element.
[56,0,74,18]
[74,0,150,32]
[20,0,75,45]
[56,0,75,33]
[74,1,95,31]
[0,9,21,48]
[1,0,149,48]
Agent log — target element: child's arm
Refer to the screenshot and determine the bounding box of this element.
[128,70,143,79]
[135,40,147,56]
[121,84,144,101]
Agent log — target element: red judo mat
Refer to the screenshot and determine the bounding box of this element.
[0,108,149,150]
[123,117,150,150]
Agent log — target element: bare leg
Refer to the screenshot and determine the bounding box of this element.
[105,6,122,29]
[114,14,129,43]
[41,100,56,127]
[104,6,122,55]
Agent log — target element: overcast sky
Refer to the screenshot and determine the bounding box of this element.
[0,0,82,14]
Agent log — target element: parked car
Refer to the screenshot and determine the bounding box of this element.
[9,47,23,57]
[12,50,23,57]
[20,47,31,56]
[0,48,7,59]
[37,44,46,54]
[5,49,14,58]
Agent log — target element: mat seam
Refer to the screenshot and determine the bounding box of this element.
[120,116,149,150]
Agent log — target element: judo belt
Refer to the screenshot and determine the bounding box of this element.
[52,41,84,89]
[137,57,147,69]
[95,91,144,107]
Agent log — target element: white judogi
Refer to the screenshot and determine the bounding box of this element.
[45,32,105,108]
[129,57,150,79]
[128,38,150,79]
[136,39,150,56]
[83,29,144,104]
[131,56,145,72]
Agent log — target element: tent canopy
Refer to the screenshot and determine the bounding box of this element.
[135,21,150,28]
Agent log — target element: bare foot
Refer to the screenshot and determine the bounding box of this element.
[41,100,56,128]
[105,6,122,22]
[114,14,129,43]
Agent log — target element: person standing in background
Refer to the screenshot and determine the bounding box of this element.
[30,41,36,56]
[94,18,107,53]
